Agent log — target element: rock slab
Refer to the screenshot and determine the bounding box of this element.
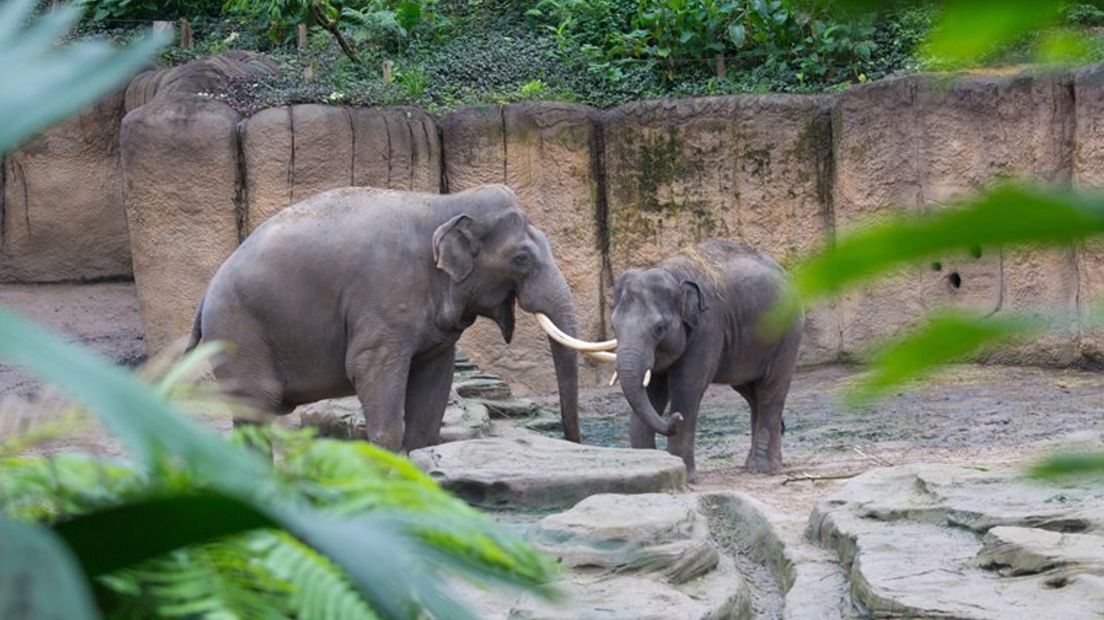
[298,391,491,443]
[809,464,1104,618]
[409,435,687,509]
[461,492,751,619]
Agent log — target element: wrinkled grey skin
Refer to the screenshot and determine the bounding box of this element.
[611,240,803,481]
[186,184,579,450]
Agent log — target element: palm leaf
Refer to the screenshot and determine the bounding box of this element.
[0,513,98,620]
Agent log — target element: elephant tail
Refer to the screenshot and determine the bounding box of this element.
[184,294,205,353]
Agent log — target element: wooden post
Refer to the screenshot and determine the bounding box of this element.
[179,18,193,49]
[715,53,726,79]
[152,20,174,44]
[305,59,314,82]
[297,23,308,53]
[382,60,393,86]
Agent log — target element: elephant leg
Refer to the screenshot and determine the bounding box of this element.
[732,383,758,464]
[212,340,289,424]
[666,378,704,484]
[744,381,790,473]
[402,347,456,451]
[630,374,669,449]
[347,345,411,452]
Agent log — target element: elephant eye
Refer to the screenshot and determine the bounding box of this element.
[511,253,531,269]
[653,322,668,337]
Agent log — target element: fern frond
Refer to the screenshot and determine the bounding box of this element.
[109,535,292,620]
[267,429,559,590]
[0,454,145,521]
[260,531,382,620]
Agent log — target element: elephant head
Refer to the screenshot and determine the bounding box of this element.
[606,268,707,436]
[430,189,603,442]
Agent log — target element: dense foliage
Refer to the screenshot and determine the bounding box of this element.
[2,426,556,619]
[66,0,1104,111]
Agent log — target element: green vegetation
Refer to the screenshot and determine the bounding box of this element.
[0,5,555,618]
[64,0,1104,111]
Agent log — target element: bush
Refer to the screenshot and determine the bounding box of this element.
[79,0,224,21]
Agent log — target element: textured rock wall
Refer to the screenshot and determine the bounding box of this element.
[442,104,606,393]
[242,104,440,233]
[98,58,1104,388]
[0,90,130,283]
[603,95,839,364]
[832,73,1077,365]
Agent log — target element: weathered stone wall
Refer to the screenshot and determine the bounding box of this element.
[602,95,839,365]
[242,104,440,233]
[832,72,1078,366]
[19,52,1104,392]
[0,90,130,283]
[442,104,606,393]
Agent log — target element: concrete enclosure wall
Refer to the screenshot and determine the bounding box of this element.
[13,54,1104,393]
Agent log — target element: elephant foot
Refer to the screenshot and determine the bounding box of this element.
[744,453,781,474]
[685,467,698,485]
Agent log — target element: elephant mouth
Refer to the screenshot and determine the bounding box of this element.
[493,291,516,344]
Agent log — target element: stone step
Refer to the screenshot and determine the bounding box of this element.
[409,434,687,510]
[809,464,1104,618]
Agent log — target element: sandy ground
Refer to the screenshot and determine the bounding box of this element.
[530,364,1104,516]
[3,282,1103,518]
[0,282,146,398]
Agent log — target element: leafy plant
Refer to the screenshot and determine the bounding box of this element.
[78,0,224,22]
[0,3,557,617]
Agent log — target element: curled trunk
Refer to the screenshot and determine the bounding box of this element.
[617,347,679,436]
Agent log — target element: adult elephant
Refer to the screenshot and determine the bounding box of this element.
[186,184,583,451]
[603,240,804,480]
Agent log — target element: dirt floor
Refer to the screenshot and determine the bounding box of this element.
[3,282,1103,519]
[530,364,1104,516]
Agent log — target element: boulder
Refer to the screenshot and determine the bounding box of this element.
[832,72,1078,364]
[0,90,130,283]
[602,95,839,364]
[531,493,719,583]
[121,95,242,353]
[124,51,278,112]
[442,103,607,392]
[978,525,1104,579]
[409,435,687,509]
[298,392,491,443]
[462,492,751,619]
[809,464,1104,618]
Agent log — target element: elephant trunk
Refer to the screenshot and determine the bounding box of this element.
[519,266,580,443]
[617,346,679,436]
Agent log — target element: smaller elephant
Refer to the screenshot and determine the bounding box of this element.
[608,240,803,480]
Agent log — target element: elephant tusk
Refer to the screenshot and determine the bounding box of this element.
[643,369,652,387]
[608,370,619,386]
[535,313,617,352]
[586,351,616,363]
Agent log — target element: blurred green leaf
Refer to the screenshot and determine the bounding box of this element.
[794,185,1104,302]
[1030,452,1104,478]
[919,0,1063,65]
[0,514,98,620]
[0,306,271,490]
[53,492,275,577]
[0,0,167,153]
[847,311,1038,402]
[1034,27,1099,64]
[0,307,554,618]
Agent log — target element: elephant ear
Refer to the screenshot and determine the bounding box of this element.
[432,214,481,282]
[680,280,707,329]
